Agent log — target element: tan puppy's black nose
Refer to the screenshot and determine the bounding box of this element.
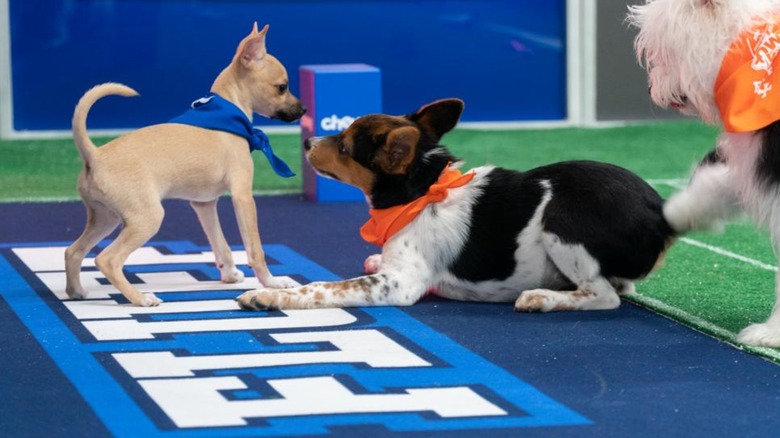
[304,138,312,151]
[274,103,307,122]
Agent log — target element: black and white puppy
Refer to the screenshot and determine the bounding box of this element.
[237,99,676,312]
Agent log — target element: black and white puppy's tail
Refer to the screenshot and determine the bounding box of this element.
[662,150,741,234]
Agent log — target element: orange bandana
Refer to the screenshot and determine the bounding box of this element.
[715,16,780,133]
[360,166,475,247]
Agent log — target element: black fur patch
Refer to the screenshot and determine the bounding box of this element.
[349,128,380,166]
[449,168,543,282]
[756,120,780,188]
[538,161,674,279]
[699,148,725,166]
[370,152,455,208]
[346,118,460,209]
[450,162,674,283]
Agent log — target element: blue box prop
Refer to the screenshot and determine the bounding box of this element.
[300,64,382,202]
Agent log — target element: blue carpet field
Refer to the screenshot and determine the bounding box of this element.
[2,196,780,438]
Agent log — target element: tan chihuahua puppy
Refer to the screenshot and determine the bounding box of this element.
[65,23,305,306]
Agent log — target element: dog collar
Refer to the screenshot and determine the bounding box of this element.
[360,165,475,247]
[169,93,295,177]
[715,16,780,133]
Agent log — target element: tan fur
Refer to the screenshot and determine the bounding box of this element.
[304,116,423,195]
[65,23,306,307]
[377,126,419,174]
[652,237,677,271]
[304,128,377,194]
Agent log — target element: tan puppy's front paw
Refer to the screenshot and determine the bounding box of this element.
[262,275,301,289]
[237,289,280,311]
[140,292,163,307]
[65,285,87,300]
[221,267,245,284]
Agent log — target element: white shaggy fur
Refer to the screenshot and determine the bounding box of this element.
[629,0,780,123]
[663,161,740,233]
[629,0,780,346]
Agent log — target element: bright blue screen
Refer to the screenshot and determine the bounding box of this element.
[9,0,566,131]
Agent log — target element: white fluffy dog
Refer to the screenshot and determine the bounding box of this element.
[629,0,780,347]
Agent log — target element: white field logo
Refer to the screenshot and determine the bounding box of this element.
[320,114,355,132]
[2,242,588,433]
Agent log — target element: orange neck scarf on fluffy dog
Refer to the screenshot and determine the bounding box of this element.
[716,16,780,133]
[360,165,475,247]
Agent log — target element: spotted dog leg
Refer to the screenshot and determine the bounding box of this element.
[236,273,427,310]
[514,233,621,312]
[514,280,620,312]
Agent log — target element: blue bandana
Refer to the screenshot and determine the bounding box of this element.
[169,93,295,178]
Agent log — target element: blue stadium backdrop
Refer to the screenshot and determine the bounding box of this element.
[6,0,566,132]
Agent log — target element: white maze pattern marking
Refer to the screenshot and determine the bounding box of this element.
[12,244,515,428]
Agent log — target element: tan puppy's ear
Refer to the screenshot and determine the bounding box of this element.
[236,23,269,67]
[378,126,420,174]
[409,98,464,144]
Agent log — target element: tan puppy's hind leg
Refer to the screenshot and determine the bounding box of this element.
[65,202,120,299]
[95,203,165,306]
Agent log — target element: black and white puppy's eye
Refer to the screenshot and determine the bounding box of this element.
[277,83,288,94]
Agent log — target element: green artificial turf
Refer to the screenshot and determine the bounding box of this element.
[449,122,720,180]
[0,135,305,201]
[4,120,780,360]
[638,225,776,333]
[0,121,717,201]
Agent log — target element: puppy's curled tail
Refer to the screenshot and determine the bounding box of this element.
[72,82,139,165]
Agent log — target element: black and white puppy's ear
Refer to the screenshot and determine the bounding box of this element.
[377,126,420,175]
[408,98,464,144]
